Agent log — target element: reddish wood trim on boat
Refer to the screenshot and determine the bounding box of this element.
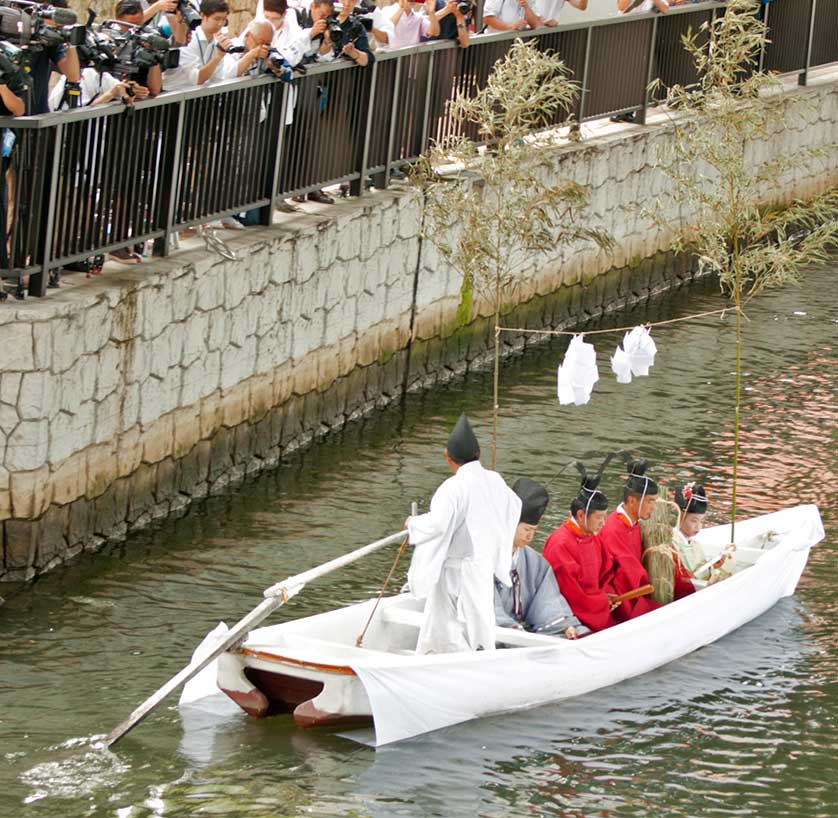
[219,684,270,718]
[293,699,373,729]
[239,647,357,676]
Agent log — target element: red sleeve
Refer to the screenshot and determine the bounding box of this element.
[544,529,616,632]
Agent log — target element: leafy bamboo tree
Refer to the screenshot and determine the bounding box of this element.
[413,38,611,467]
[648,0,838,535]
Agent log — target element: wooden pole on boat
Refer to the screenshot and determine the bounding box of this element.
[104,528,408,749]
[355,502,418,647]
[610,584,654,605]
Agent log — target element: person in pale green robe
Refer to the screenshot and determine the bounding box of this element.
[672,483,733,582]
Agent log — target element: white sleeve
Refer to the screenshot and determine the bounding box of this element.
[177,40,202,86]
[483,0,503,17]
[221,53,242,79]
[48,76,67,111]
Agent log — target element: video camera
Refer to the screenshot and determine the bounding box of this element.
[86,20,179,78]
[0,0,86,52]
[174,0,200,32]
[0,40,27,95]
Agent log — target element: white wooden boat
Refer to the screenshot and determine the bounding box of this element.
[194,504,824,746]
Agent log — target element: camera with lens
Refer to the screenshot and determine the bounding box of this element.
[0,40,27,95]
[95,21,180,78]
[326,9,373,55]
[175,0,200,32]
[265,47,293,82]
[456,0,473,16]
[0,0,86,53]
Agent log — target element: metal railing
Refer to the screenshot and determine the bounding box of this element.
[0,0,836,297]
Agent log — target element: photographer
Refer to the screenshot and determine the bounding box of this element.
[260,0,308,67]
[114,0,164,94]
[174,0,234,86]
[482,0,539,31]
[303,0,374,68]
[49,69,150,108]
[220,18,274,77]
[429,0,468,47]
[0,50,25,278]
[24,0,82,114]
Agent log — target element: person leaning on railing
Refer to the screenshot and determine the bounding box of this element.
[431,0,469,48]
[389,0,440,48]
[533,0,587,27]
[166,0,235,90]
[482,0,540,32]
[26,0,82,114]
[616,0,669,14]
[49,69,151,109]
[115,0,165,95]
[0,52,25,279]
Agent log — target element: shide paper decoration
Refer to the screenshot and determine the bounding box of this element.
[611,326,657,383]
[557,335,599,406]
[557,327,657,405]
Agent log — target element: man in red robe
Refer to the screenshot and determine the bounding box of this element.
[599,457,661,621]
[543,462,619,632]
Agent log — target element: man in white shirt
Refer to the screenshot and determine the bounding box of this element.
[221,19,275,78]
[482,0,539,31]
[49,70,150,109]
[533,0,586,26]
[260,0,310,65]
[170,0,235,89]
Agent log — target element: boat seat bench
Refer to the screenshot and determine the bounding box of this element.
[381,606,565,648]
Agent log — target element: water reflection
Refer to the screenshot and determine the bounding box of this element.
[1,267,836,818]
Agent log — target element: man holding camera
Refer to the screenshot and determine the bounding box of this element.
[114,0,164,94]
[173,0,234,87]
[221,19,275,77]
[303,0,374,68]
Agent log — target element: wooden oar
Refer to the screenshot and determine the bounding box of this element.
[610,584,654,605]
[104,528,408,748]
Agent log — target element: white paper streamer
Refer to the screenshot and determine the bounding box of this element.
[611,326,657,383]
[557,335,599,406]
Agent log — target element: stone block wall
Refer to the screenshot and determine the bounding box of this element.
[2,79,838,584]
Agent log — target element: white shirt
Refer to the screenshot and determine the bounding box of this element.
[172,27,227,88]
[483,0,525,24]
[371,3,398,51]
[49,69,119,110]
[265,9,309,66]
[533,0,565,20]
[619,0,666,13]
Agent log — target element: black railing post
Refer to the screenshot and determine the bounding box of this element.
[262,83,290,225]
[384,56,404,188]
[29,122,63,297]
[420,50,436,152]
[350,63,378,197]
[799,0,817,86]
[758,1,770,74]
[153,99,186,257]
[577,25,593,124]
[636,16,659,126]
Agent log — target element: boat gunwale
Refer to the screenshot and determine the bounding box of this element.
[239,647,358,676]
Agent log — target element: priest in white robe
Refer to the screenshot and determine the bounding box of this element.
[406,414,522,654]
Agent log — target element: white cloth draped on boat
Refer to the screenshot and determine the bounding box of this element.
[407,460,522,654]
[494,546,585,635]
[557,335,599,405]
[354,505,824,746]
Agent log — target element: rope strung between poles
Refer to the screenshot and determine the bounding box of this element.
[495,306,742,338]
[356,502,418,648]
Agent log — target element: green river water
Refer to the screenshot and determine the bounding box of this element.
[1,264,836,818]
